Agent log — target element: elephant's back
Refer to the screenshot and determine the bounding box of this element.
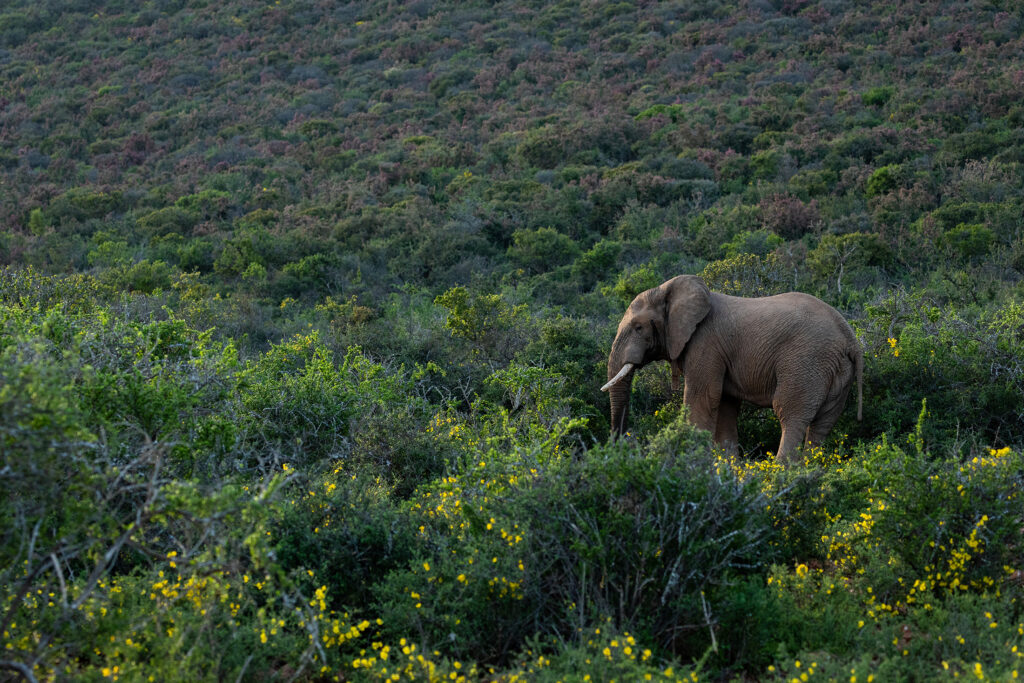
[730,291,854,334]
[714,291,859,375]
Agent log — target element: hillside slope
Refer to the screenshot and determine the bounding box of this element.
[3,1,1024,289]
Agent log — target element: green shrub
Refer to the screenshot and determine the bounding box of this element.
[689,203,761,258]
[501,623,695,681]
[27,207,49,235]
[927,201,1004,232]
[0,305,236,476]
[722,229,784,258]
[299,118,339,137]
[273,468,419,610]
[700,253,788,297]
[507,419,776,657]
[0,267,111,313]
[609,201,668,241]
[87,238,131,268]
[516,314,603,411]
[862,85,895,107]
[507,227,580,274]
[806,232,889,294]
[604,263,662,307]
[941,223,995,261]
[401,214,497,287]
[857,443,1023,600]
[518,126,568,170]
[100,259,176,293]
[137,206,198,235]
[861,297,1024,444]
[2,455,380,681]
[237,335,444,488]
[45,187,125,224]
[571,239,622,288]
[0,302,280,680]
[866,164,901,197]
[213,227,279,277]
[372,515,537,664]
[174,189,233,221]
[237,336,353,457]
[517,118,638,170]
[635,103,685,123]
[316,294,375,334]
[434,285,531,360]
[788,168,838,198]
[758,438,1024,680]
[750,149,780,181]
[278,251,345,298]
[716,153,751,192]
[765,580,1024,682]
[428,68,475,98]
[151,233,216,272]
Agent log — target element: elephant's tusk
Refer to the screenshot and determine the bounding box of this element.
[600,363,635,392]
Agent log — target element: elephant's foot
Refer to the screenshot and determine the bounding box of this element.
[714,439,740,458]
[776,424,809,466]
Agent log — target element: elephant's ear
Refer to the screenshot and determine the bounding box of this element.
[661,275,711,360]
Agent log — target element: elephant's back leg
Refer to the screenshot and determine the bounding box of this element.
[805,359,855,447]
[776,420,810,465]
[713,394,741,455]
[772,367,831,464]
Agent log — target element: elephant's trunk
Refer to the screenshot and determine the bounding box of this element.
[606,329,643,438]
[607,373,634,438]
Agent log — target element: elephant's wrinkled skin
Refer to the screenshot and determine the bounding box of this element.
[603,275,862,464]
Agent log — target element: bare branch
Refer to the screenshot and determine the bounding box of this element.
[0,660,38,683]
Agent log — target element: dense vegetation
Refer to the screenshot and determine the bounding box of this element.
[2,0,1023,680]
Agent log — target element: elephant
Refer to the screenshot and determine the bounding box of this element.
[602,275,862,464]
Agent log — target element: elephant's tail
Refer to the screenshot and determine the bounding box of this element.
[850,341,863,421]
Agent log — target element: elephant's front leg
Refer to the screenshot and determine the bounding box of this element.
[714,395,741,455]
[682,375,722,437]
[670,360,683,392]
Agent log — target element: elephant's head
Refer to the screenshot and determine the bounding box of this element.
[602,275,711,437]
